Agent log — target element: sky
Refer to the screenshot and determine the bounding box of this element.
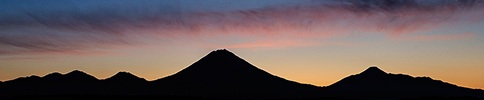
[1,0,484,89]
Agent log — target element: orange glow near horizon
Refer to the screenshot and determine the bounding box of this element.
[1,47,484,90]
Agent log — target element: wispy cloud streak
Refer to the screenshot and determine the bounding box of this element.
[0,0,482,57]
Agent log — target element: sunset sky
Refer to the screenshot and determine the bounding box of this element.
[1,0,484,89]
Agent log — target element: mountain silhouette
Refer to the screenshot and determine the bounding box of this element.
[1,75,43,91]
[328,66,484,99]
[3,75,42,85]
[42,72,63,81]
[1,49,484,100]
[62,70,98,82]
[0,70,103,97]
[104,72,147,82]
[38,70,98,83]
[359,66,386,75]
[152,49,320,98]
[100,72,149,95]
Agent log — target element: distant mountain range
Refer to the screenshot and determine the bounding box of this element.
[0,49,483,100]
[328,67,484,99]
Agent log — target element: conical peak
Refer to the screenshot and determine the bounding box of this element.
[360,66,387,75]
[65,70,92,77]
[163,49,270,81]
[64,70,98,81]
[208,49,235,56]
[116,71,130,74]
[213,49,229,52]
[105,71,146,82]
[199,49,244,63]
[155,49,312,90]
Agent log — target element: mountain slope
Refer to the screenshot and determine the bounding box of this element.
[104,72,147,82]
[2,75,42,86]
[328,66,484,99]
[62,70,98,82]
[101,72,149,95]
[152,49,320,98]
[42,72,63,81]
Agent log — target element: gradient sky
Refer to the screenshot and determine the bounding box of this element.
[1,0,484,89]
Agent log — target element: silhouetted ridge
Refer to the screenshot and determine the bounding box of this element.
[42,72,63,81]
[209,49,233,55]
[5,75,42,83]
[104,72,146,82]
[328,66,484,99]
[63,70,98,81]
[3,70,99,85]
[359,66,387,75]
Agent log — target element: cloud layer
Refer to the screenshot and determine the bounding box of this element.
[0,0,483,57]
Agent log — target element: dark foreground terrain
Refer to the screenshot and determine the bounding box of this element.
[5,95,484,100]
[1,50,483,100]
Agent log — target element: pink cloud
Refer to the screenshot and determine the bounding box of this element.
[1,0,483,58]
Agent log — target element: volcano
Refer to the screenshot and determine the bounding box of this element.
[152,49,319,97]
